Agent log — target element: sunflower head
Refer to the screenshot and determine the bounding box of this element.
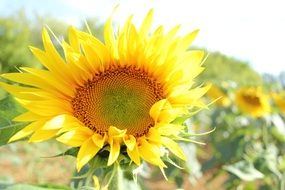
[0,10,209,171]
[206,84,230,107]
[272,92,285,113]
[235,87,270,117]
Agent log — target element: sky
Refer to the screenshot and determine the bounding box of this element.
[1,0,284,75]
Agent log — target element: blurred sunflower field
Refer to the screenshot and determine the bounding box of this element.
[1,1,285,190]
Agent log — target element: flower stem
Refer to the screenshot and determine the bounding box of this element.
[108,164,124,190]
[261,119,268,149]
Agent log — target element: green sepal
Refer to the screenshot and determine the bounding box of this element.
[41,147,80,158]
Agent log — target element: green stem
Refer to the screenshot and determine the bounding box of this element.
[280,173,285,190]
[85,171,93,187]
[108,164,124,190]
[262,119,268,149]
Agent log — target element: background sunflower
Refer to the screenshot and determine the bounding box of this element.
[235,87,270,117]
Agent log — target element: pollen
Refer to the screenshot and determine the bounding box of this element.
[72,66,164,137]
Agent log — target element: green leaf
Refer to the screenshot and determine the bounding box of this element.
[0,122,26,146]
[216,135,245,162]
[107,164,140,190]
[89,154,108,169]
[243,182,258,190]
[0,95,26,146]
[224,161,264,181]
[270,114,285,143]
[0,95,25,123]
[171,115,189,125]
[42,147,80,158]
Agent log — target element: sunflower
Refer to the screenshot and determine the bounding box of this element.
[235,87,270,117]
[206,84,230,107]
[0,10,209,171]
[272,92,285,113]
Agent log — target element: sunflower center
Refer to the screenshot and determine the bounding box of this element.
[242,94,261,106]
[72,66,164,137]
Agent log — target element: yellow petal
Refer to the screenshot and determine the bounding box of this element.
[57,127,93,147]
[192,99,208,108]
[0,82,44,100]
[127,144,141,165]
[168,51,205,82]
[1,73,48,88]
[180,50,205,67]
[92,133,107,148]
[76,29,110,64]
[29,128,58,142]
[63,50,93,84]
[68,26,81,53]
[29,46,55,71]
[41,114,79,130]
[57,122,84,134]
[117,15,134,64]
[9,120,46,142]
[81,42,104,72]
[156,123,185,136]
[165,24,181,40]
[123,135,136,150]
[161,137,186,160]
[15,98,71,117]
[20,67,75,97]
[41,28,74,84]
[155,57,177,80]
[107,139,120,166]
[157,108,183,123]
[146,128,162,144]
[149,99,168,123]
[13,112,45,122]
[126,24,138,63]
[104,16,118,59]
[1,73,68,98]
[139,9,154,37]
[108,126,126,138]
[77,138,101,171]
[137,138,166,168]
[93,175,101,190]
[177,29,199,51]
[168,85,210,105]
[42,28,64,63]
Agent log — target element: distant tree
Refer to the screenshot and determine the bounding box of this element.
[198,51,263,86]
[0,12,37,73]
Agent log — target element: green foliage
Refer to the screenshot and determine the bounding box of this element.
[0,95,25,121]
[193,91,285,189]
[224,161,264,181]
[0,95,26,146]
[0,12,37,73]
[198,51,263,86]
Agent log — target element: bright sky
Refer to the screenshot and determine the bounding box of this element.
[1,0,284,75]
